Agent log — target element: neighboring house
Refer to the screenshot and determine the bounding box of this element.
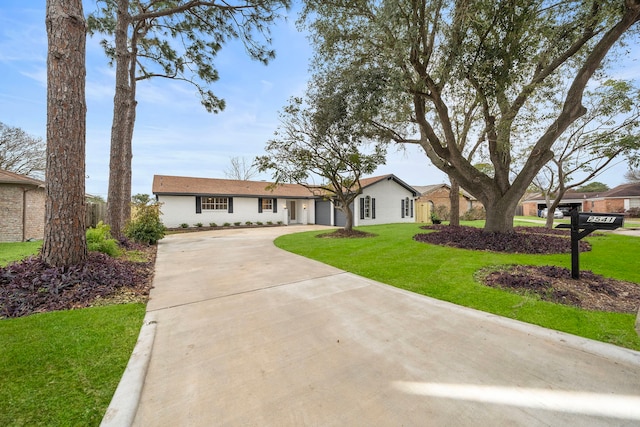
[521,183,640,216]
[0,169,45,242]
[152,174,419,228]
[413,184,482,222]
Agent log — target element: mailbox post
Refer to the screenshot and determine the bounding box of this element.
[556,209,624,279]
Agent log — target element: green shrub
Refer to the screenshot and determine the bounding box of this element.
[461,206,486,221]
[195,222,203,228]
[234,222,241,226]
[267,221,273,225]
[223,222,231,227]
[209,222,217,227]
[180,223,189,228]
[277,221,283,225]
[245,221,253,226]
[86,222,121,257]
[256,221,263,226]
[125,197,166,244]
[434,205,450,221]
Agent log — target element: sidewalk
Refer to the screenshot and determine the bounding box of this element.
[109,226,640,426]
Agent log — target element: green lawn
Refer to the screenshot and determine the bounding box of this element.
[0,304,145,426]
[0,241,42,267]
[275,222,640,350]
[0,242,145,426]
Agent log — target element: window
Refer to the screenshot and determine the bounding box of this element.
[202,197,228,211]
[360,196,375,220]
[258,198,277,213]
[364,196,371,218]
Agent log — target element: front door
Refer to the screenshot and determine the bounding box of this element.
[289,201,296,222]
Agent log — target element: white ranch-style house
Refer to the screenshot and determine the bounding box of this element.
[152,174,419,228]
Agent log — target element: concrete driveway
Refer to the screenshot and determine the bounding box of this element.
[116,226,640,426]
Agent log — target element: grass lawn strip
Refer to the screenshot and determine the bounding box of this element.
[0,241,42,267]
[0,304,145,426]
[275,222,640,351]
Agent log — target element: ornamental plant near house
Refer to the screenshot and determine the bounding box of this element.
[125,195,165,244]
[195,222,203,228]
[86,221,121,257]
[180,223,188,228]
[234,222,241,226]
[245,221,253,226]
[209,222,217,227]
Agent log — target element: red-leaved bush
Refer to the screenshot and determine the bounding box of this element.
[0,252,153,318]
[414,225,591,254]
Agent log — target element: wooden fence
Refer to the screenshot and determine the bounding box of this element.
[86,202,106,228]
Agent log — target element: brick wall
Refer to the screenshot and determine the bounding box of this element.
[0,184,45,242]
[417,187,477,216]
[584,199,625,213]
[24,187,45,240]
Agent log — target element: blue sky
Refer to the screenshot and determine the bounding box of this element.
[0,1,636,199]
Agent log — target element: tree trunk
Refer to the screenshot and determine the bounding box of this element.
[449,177,460,226]
[343,206,354,232]
[106,0,132,240]
[482,196,519,233]
[43,0,87,267]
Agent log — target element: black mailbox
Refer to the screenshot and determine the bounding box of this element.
[556,210,624,279]
[578,213,625,230]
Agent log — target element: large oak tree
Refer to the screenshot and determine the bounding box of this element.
[256,76,387,231]
[88,0,290,238]
[302,0,640,232]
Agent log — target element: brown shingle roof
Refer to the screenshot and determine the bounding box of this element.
[152,175,316,198]
[0,169,44,186]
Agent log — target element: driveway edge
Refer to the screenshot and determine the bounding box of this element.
[100,313,157,427]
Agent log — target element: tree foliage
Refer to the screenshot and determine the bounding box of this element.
[301,0,640,232]
[224,156,258,180]
[625,169,640,182]
[577,182,610,192]
[0,122,46,179]
[529,78,640,227]
[87,0,290,238]
[256,90,386,231]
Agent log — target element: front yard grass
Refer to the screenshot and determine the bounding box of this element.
[275,223,640,350]
[0,241,148,426]
[0,241,42,267]
[0,303,145,426]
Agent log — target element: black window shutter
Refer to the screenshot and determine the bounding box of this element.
[401,199,405,218]
[273,199,277,213]
[372,198,376,219]
[360,198,365,220]
[228,197,233,213]
[411,200,414,218]
[196,196,202,214]
[258,198,263,213]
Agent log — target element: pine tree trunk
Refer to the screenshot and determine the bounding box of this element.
[106,0,132,240]
[42,0,87,267]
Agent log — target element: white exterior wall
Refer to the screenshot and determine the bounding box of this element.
[354,178,416,226]
[158,195,314,228]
